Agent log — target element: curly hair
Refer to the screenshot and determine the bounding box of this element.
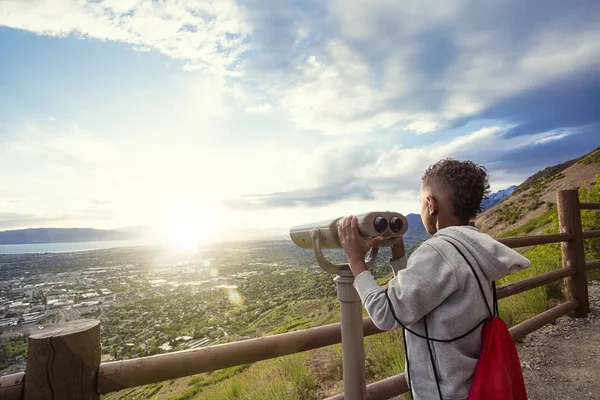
[422,159,490,221]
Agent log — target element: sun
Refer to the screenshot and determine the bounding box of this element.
[156,205,226,252]
[163,223,208,253]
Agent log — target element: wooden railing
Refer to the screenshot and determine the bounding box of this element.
[1,190,599,400]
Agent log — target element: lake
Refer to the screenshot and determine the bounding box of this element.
[0,240,146,255]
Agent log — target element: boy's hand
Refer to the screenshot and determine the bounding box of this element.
[338,216,383,276]
[391,237,406,260]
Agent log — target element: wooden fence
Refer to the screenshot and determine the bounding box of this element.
[1,190,599,399]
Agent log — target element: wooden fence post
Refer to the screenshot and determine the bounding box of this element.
[24,319,101,400]
[0,372,25,400]
[557,190,590,317]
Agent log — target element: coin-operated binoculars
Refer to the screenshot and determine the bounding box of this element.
[290,212,408,400]
[290,211,408,273]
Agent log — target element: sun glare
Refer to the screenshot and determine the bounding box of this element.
[164,224,207,253]
[157,206,225,253]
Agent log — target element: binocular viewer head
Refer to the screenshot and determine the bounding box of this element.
[289,212,409,274]
[290,211,408,250]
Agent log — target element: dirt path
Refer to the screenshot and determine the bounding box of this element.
[517,280,600,400]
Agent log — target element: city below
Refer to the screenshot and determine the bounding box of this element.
[0,238,423,376]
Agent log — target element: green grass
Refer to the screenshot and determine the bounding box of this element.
[282,357,318,398]
[271,317,312,334]
[500,206,556,238]
[189,352,321,399]
[499,175,600,325]
[169,365,250,400]
[145,383,163,398]
[496,241,563,327]
[579,147,600,164]
[181,331,411,400]
[364,329,406,381]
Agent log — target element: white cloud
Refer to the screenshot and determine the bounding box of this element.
[534,131,570,144]
[354,126,580,196]
[280,45,407,135]
[0,0,251,74]
[405,119,439,134]
[132,46,152,53]
[4,123,116,167]
[245,103,272,114]
[253,0,600,135]
[333,0,465,40]
[4,1,600,137]
[225,123,571,215]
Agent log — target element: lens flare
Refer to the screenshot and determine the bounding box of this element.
[227,289,244,306]
[210,268,219,277]
[215,284,244,306]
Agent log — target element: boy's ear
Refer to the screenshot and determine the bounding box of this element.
[427,196,438,215]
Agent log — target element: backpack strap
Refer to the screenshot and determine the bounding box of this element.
[444,240,494,319]
[401,328,414,399]
[424,317,444,399]
[385,293,489,342]
[493,281,499,317]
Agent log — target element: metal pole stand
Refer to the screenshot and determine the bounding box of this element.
[334,268,367,400]
[308,229,376,399]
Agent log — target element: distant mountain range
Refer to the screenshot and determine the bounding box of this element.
[0,186,518,246]
[480,185,518,211]
[0,228,141,245]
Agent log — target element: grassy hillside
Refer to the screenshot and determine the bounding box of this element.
[510,158,578,197]
[477,147,600,326]
[101,297,409,400]
[476,147,600,238]
[496,173,600,327]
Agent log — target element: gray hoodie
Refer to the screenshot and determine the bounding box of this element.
[354,226,530,400]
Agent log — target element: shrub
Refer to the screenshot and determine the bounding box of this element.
[579,148,600,164]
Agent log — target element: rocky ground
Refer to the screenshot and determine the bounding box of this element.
[517,280,600,400]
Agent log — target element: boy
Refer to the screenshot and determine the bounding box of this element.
[338,159,530,400]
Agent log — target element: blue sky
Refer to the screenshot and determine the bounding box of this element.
[1,0,599,242]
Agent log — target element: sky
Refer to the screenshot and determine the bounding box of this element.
[1,0,600,244]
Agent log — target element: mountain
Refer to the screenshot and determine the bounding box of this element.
[0,228,141,245]
[480,185,517,211]
[476,147,600,238]
[404,213,429,242]
[510,158,580,197]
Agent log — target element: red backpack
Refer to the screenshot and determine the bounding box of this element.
[386,240,528,400]
[468,312,527,399]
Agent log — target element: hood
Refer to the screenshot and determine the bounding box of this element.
[433,226,531,281]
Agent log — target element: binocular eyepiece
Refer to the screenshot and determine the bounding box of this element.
[373,215,406,234]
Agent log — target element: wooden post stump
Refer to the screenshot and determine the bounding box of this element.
[557,190,590,317]
[0,372,25,400]
[24,319,100,400]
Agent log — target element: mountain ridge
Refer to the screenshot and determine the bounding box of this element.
[0,227,141,245]
[476,147,600,237]
[0,187,522,246]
